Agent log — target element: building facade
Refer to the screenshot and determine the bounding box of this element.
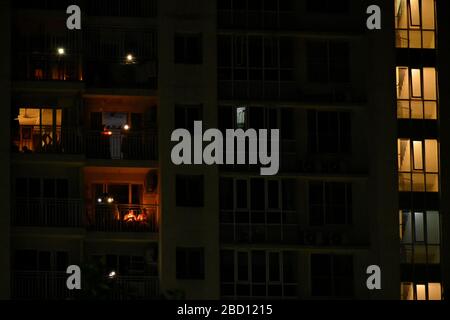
[0,0,448,300]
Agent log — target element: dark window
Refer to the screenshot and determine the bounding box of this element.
[282,180,295,211]
[56,179,69,199]
[174,33,203,64]
[251,178,265,210]
[252,251,266,283]
[220,178,234,210]
[220,250,235,282]
[56,252,69,272]
[14,250,69,272]
[176,248,205,280]
[219,107,234,132]
[268,181,280,209]
[15,178,28,198]
[131,113,144,131]
[308,110,351,153]
[311,254,353,297]
[90,112,103,130]
[309,181,352,226]
[14,250,37,271]
[175,105,203,132]
[43,179,69,199]
[306,0,349,13]
[307,41,350,83]
[220,250,297,298]
[281,108,294,140]
[38,251,51,271]
[108,184,129,204]
[176,175,204,207]
[29,178,41,198]
[236,180,248,209]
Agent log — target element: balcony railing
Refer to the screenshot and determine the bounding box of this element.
[218,80,298,100]
[12,127,84,155]
[12,271,75,300]
[86,131,158,160]
[109,276,160,300]
[220,220,358,246]
[13,53,83,82]
[12,272,160,300]
[12,127,158,160]
[13,198,84,228]
[87,204,159,233]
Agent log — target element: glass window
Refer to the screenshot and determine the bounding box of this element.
[395,0,436,49]
[401,282,442,300]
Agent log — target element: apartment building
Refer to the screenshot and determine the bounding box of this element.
[5,0,160,300]
[0,0,448,300]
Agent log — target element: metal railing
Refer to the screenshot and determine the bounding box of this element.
[85,131,158,160]
[13,126,84,155]
[12,272,160,300]
[13,198,84,228]
[13,128,158,160]
[109,276,160,300]
[12,271,74,300]
[87,204,159,233]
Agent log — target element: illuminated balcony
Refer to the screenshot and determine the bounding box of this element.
[87,204,159,233]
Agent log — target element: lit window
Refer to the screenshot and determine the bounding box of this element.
[397,67,438,120]
[395,0,436,48]
[236,106,246,129]
[13,108,62,153]
[412,141,423,170]
[411,69,422,98]
[401,282,442,300]
[398,139,439,192]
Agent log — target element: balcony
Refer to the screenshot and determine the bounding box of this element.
[13,53,83,82]
[84,61,158,90]
[12,126,84,155]
[218,80,298,101]
[12,271,160,300]
[220,220,363,246]
[13,198,84,228]
[109,276,160,300]
[12,127,158,161]
[12,271,74,300]
[13,199,160,234]
[86,130,158,161]
[87,204,159,233]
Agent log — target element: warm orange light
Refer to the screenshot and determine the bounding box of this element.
[124,211,137,222]
[137,213,148,222]
[102,130,113,136]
